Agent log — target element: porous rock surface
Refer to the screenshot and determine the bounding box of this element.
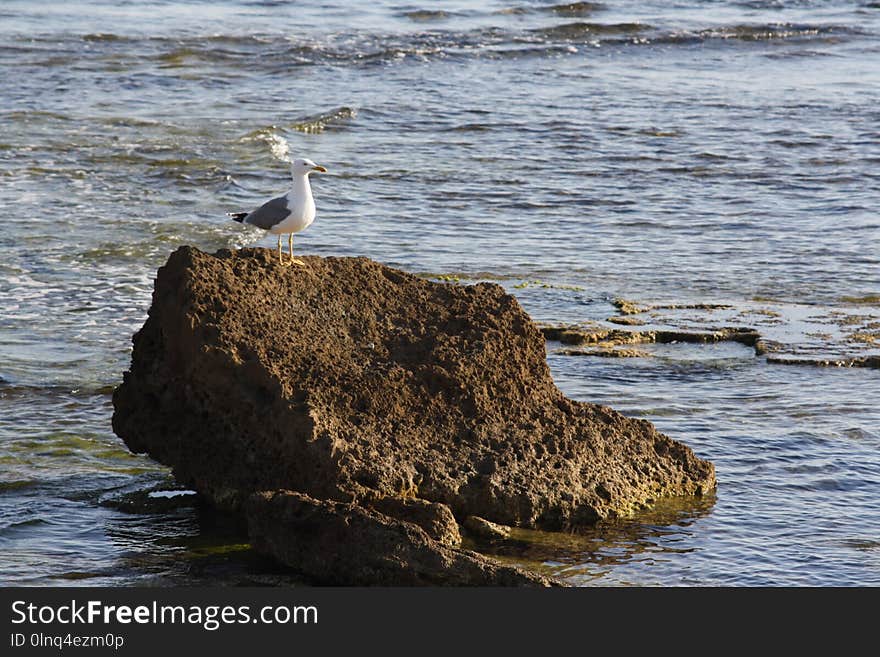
[113,246,716,584]
[247,490,550,586]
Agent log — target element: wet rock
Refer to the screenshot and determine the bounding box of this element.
[606,316,645,326]
[840,294,880,305]
[849,331,879,345]
[463,515,512,540]
[755,339,784,356]
[611,298,732,316]
[650,302,734,312]
[558,347,649,358]
[542,324,760,349]
[766,355,880,368]
[540,325,637,345]
[113,246,716,583]
[612,298,646,315]
[548,320,878,369]
[247,490,554,586]
[367,496,461,547]
[545,2,603,18]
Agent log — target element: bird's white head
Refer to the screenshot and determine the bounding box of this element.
[291,157,327,176]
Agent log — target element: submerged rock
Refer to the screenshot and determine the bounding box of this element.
[611,298,733,316]
[248,491,551,586]
[463,515,513,540]
[766,355,880,368]
[558,347,649,358]
[541,324,760,348]
[113,246,716,584]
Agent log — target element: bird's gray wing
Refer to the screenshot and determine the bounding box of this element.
[244,196,290,230]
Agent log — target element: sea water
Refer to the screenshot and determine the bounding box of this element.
[1,0,878,586]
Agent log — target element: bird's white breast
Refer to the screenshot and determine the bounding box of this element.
[268,176,316,235]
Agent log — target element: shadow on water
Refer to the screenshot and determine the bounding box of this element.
[0,477,305,586]
[108,489,717,587]
[470,494,717,585]
[98,488,308,587]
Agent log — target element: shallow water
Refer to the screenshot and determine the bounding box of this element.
[1,0,878,586]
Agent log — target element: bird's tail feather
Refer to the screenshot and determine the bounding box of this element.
[227,212,248,223]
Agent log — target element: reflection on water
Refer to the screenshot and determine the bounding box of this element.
[473,495,717,586]
[102,500,303,587]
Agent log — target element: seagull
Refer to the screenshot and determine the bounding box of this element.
[228,157,328,266]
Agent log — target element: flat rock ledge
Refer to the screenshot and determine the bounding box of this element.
[113,246,716,585]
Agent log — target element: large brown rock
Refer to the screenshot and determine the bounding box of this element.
[112,246,715,584]
[114,246,714,524]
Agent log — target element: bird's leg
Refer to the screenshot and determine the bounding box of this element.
[289,233,306,267]
[277,234,291,267]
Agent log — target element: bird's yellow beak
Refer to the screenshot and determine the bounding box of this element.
[312,165,328,173]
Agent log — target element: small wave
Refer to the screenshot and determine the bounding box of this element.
[99,116,164,128]
[839,538,880,551]
[401,9,455,22]
[501,2,604,18]
[763,49,839,60]
[156,46,254,68]
[2,109,74,123]
[0,517,48,532]
[82,33,127,42]
[240,126,290,161]
[238,108,354,165]
[735,1,842,8]
[488,44,583,59]
[542,2,606,18]
[656,23,862,46]
[290,106,357,134]
[150,37,300,69]
[532,21,649,39]
[0,381,115,400]
[156,47,201,68]
[694,152,748,162]
[840,294,880,305]
[57,571,104,581]
[0,479,34,492]
[9,18,867,72]
[442,123,492,132]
